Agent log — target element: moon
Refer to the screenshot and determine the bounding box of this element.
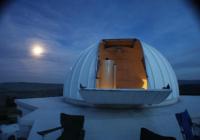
[31,44,45,57]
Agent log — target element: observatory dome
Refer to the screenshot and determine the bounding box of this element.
[63,39,179,107]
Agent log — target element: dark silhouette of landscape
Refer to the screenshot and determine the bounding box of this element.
[0,80,199,101]
[178,80,200,95]
[0,82,63,99]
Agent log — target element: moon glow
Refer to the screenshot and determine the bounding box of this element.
[31,44,44,57]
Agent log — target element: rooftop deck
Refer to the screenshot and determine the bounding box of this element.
[16,96,200,140]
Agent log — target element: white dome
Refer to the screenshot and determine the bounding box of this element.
[64,39,179,106]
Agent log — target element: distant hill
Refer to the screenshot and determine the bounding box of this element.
[0,81,199,100]
[178,80,200,85]
[178,80,200,95]
[0,82,63,99]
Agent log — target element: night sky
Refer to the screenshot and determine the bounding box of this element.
[0,0,200,83]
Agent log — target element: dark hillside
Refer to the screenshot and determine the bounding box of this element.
[0,82,63,99]
[178,80,200,95]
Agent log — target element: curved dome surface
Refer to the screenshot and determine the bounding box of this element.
[63,39,179,106]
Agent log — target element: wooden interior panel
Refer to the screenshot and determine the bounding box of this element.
[96,39,148,89]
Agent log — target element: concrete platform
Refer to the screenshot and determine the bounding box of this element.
[16,96,200,140]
